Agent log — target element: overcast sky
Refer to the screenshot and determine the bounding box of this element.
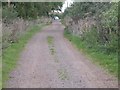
[61,0,73,12]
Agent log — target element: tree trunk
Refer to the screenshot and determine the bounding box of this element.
[8,0,10,7]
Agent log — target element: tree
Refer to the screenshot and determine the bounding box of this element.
[2,2,63,19]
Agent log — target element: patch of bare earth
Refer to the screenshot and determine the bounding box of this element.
[6,21,118,88]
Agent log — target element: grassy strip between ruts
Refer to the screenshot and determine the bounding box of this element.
[64,28,118,77]
[2,23,46,87]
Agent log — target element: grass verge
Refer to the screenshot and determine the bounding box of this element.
[64,28,118,77]
[2,24,45,87]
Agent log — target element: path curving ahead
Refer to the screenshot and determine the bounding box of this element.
[6,21,118,88]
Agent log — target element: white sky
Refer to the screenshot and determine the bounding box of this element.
[61,0,73,12]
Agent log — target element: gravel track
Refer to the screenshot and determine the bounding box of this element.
[6,21,118,88]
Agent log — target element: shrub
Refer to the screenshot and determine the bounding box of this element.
[2,6,18,22]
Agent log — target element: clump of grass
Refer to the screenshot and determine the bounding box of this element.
[2,24,44,87]
[47,36,56,55]
[58,68,69,80]
[47,36,53,45]
[50,48,55,55]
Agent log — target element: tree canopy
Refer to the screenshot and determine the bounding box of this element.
[2,2,63,19]
[63,2,118,53]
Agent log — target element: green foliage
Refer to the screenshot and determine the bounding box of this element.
[2,6,18,21]
[83,27,98,49]
[101,3,118,34]
[63,2,112,19]
[63,2,118,76]
[64,27,118,76]
[2,2,62,20]
[63,2,118,54]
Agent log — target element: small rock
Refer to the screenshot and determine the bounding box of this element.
[9,76,14,78]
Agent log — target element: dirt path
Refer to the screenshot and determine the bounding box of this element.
[6,21,118,88]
